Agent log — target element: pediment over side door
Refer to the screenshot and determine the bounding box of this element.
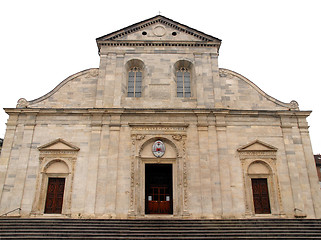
[237,140,278,160]
[238,140,278,152]
[38,138,80,152]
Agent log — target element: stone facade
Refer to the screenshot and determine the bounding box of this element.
[0,15,320,219]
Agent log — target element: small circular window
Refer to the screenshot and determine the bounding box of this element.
[142,31,147,35]
[172,32,177,36]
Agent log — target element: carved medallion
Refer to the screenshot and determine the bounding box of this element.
[153,25,166,37]
[152,140,165,158]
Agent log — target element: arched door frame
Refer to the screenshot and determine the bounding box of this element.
[128,132,189,218]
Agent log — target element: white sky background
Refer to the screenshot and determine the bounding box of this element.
[0,1,320,153]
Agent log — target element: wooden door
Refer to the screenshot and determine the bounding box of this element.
[44,178,65,214]
[251,178,271,214]
[147,186,171,214]
[145,164,173,214]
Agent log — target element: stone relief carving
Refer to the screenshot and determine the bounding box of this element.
[132,126,187,132]
[239,151,277,160]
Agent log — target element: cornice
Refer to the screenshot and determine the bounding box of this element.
[97,41,220,49]
[3,108,311,118]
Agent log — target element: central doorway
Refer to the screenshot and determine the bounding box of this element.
[145,164,173,214]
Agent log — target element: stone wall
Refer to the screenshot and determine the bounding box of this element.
[0,108,320,219]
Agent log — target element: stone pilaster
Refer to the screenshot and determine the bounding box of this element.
[7,114,36,215]
[186,123,202,217]
[103,53,117,107]
[94,122,110,216]
[194,54,204,107]
[208,113,222,217]
[0,114,18,203]
[298,117,321,218]
[113,54,125,107]
[216,114,233,217]
[196,113,213,217]
[211,53,222,108]
[105,115,121,217]
[115,125,131,218]
[84,113,103,216]
[95,54,108,108]
[280,116,305,217]
[201,54,215,108]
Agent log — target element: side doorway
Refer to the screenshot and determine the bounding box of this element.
[145,164,173,214]
[251,178,271,214]
[44,177,66,214]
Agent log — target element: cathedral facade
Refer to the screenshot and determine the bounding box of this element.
[0,15,320,219]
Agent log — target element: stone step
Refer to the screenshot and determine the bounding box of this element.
[1,218,321,239]
[2,226,320,230]
[1,232,321,238]
[1,230,321,234]
[1,220,321,225]
[1,237,321,240]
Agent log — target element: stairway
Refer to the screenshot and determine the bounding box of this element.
[1,218,321,239]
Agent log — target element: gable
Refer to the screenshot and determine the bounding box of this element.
[96,15,221,49]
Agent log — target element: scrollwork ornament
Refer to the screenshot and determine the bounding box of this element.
[172,134,182,141]
[90,69,99,77]
[17,98,29,108]
[183,161,188,208]
[131,135,136,145]
[130,161,134,207]
[136,134,145,141]
[290,100,299,110]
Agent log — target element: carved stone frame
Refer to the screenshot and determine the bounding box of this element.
[31,139,79,217]
[238,140,283,217]
[128,124,189,218]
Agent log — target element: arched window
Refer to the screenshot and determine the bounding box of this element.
[128,67,142,97]
[177,67,191,97]
[174,59,193,98]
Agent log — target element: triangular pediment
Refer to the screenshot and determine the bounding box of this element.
[38,138,80,151]
[96,15,221,44]
[238,140,278,152]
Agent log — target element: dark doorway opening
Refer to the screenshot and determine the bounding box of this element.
[252,178,271,214]
[145,164,173,214]
[44,178,65,214]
